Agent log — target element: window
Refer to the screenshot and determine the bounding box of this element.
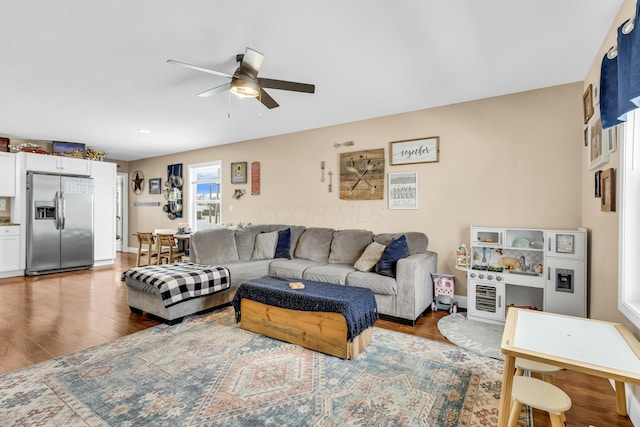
[619,110,640,328]
[188,161,222,232]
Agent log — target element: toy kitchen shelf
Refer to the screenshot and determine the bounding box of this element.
[465,226,587,324]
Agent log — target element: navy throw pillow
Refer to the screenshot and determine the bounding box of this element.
[274,228,292,259]
[375,234,409,277]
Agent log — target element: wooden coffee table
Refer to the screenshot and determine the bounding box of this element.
[232,276,378,359]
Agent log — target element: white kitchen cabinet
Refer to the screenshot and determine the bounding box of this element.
[0,152,16,196]
[24,152,90,176]
[0,226,21,273]
[91,161,116,265]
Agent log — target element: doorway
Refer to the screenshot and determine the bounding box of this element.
[116,173,128,252]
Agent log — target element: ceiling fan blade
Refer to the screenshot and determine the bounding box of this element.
[259,78,315,93]
[198,82,231,97]
[167,59,232,79]
[259,89,279,109]
[241,48,264,76]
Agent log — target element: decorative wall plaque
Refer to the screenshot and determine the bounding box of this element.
[339,149,385,200]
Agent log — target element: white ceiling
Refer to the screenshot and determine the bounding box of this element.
[0,1,624,161]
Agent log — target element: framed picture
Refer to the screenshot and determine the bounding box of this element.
[52,141,86,159]
[390,136,439,165]
[388,171,418,209]
[601,168,616,212]
[231,161,247,184]
[605,125,618,153]
[583,84,594,125]
[556,234,575,254]
[588,111,609,170]
[594,170,602,197]
[149,178,161,195]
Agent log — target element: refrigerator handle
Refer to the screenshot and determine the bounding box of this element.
[60,191,66,230]
[548,266,551,281]
[54,191,60,230]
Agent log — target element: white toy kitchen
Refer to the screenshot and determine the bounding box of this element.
[464,226,587,323]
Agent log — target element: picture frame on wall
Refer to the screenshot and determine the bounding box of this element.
[388,171,418,209]
[601,168,616,212]
[149,178,161,194]
[583,84,594,125]
[231,161,247,184]
[588,111,609,170]
[390,136,439,165]
[605,124,618,153]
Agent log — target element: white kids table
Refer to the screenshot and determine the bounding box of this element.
[498,308,640,427]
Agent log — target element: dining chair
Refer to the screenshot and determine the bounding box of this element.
[136,232,159,267]
[156,234,185,264]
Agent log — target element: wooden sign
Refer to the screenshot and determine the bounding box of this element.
[340,149,385,200]
[251,161,260,195]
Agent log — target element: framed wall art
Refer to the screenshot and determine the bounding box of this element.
[604,124,618,153]
[52,141,86,159]
[583,84,594,125]
[390,136,439,165]
[339,149,385,200]
[388,171,418,209]
[601,168,616,212]
[149,178,161,195]
[588,111,609,170]
[231,161,247,184]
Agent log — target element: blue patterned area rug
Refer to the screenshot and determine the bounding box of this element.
[0,307,531,426]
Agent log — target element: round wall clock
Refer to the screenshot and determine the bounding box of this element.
[131,170,144,195]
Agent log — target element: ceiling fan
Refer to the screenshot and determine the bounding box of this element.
[167,47,315,109]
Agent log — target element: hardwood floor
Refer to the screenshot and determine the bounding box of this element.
[0,252,632,427]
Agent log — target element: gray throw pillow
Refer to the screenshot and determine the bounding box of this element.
[252,231,279,260]
[354,242,386,272]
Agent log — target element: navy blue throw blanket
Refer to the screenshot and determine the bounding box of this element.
[232,276,378,342]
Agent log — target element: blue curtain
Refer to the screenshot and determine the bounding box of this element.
[600,2,640,129]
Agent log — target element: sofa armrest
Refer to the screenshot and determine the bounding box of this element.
[394,251,438,322]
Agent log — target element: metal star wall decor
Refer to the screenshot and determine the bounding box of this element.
[131,170,144,195]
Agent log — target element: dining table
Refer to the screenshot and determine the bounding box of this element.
[498,307,640,427]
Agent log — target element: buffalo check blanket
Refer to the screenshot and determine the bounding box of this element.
[121,262,230,307]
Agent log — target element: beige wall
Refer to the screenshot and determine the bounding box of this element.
[128,82,584,295]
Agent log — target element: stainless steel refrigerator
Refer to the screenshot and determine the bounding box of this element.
[26,172,94,275]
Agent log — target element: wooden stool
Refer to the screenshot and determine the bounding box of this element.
[515,357,562,384]
[507,376,571,427]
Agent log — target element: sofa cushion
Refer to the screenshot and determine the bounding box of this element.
[269,225,306,256]
[294,227,335,262]
[269,258,325,279]
[375,232,428,255]
[375,234,409,277]
[224,259,272,284]
[252,231,279,260]
[236,225,271,260]
[274,228,291,259]
[354,242,386,272]
[328,229,374,264]
[190,228,239,265]
[302,264,355,285]
[346,271,397,295]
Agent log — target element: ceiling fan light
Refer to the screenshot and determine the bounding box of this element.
[230,79,260,98]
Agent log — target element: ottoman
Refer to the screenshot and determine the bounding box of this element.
[232,276,379,359]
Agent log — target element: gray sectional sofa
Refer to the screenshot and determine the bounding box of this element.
[125,224,437,324]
